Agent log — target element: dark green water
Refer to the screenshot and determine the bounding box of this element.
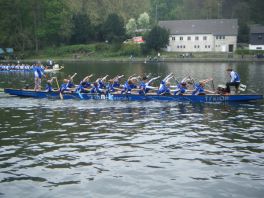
[0,62,263,198]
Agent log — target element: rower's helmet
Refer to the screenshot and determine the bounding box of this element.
[142,76,148,80]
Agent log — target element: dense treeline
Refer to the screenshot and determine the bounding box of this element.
[0,0,149,54]
[0,0,263,55]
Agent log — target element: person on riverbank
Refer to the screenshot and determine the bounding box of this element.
[226,68,240,93]
[34,63,45,91]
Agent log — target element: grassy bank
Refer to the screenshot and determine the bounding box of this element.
[9,43,264,63]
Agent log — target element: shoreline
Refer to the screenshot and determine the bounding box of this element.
[2,57,264,64]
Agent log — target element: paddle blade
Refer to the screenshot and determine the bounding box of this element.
[59,92,64,100]
[239,84,247,92]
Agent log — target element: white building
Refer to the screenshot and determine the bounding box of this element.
[159,19,238,53]
[249,25,264,50]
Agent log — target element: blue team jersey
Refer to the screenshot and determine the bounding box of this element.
[45,84,52,92]
[192,83,205,95]
[157,81,170,95]
[174,84,186,95]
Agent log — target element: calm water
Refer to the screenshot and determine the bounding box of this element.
[0,62,264,198]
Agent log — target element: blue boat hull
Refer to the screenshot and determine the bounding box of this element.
[108,93,263,103]
[4,88,105,100]
[4,88,263,103]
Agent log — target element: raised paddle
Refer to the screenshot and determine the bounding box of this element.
[55,77,63,100]
[70,73,77,80]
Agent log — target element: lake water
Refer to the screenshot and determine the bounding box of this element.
[0,62,264,198]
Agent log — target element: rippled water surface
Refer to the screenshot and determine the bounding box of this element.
[0,62,264,198]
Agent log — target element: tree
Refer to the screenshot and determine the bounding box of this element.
[144,26,169,52]
[101,13,126,43]
[70,13,94,44]
[126,18,137,37]
[137,12,150,29]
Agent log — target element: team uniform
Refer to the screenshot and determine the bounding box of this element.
[157,80,170,95]
[192,83,205,95]
[174,83,187,95]
[121,81,137,94]
[226,70,240,93]
[34,65,45,91]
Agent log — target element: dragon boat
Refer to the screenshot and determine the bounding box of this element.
[3,88,263,103]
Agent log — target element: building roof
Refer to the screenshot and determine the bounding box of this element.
[249,25,264,45]
[159,19,238,36]
[250,24,264,34]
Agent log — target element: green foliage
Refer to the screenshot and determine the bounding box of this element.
[101,13,126,43]
[126,18,137,37]
[119,44,141,56]
[70,13,94,44]
[145,26,169,52]
[94,43,111,52]
[137,12,150,29]
[43,44,95,56]
[236,49,263,55]
[1,0,264,55]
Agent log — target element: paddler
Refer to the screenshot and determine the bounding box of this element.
[121,74,140,94]
[173,82,188,95]
[157,73,174,95]
[192,78,215,95]
[138,75,160,95]
[45,77,55,92]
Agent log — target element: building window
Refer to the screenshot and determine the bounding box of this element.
[223,36,225,39]
[187,36,191,41]
[195,36,199,41]
[180,36,183,40]
[172,37,175,41]
[203,36,207,40]
[208,45,210,48]
[205,45,207,48]
[177,45,179,48]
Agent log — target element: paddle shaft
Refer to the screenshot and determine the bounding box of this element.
[55,78,63,100]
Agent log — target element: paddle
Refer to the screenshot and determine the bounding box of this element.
[239,83,247,92]
[211,78,215,92]
[70,73,77,80]
[55,77,63,100]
